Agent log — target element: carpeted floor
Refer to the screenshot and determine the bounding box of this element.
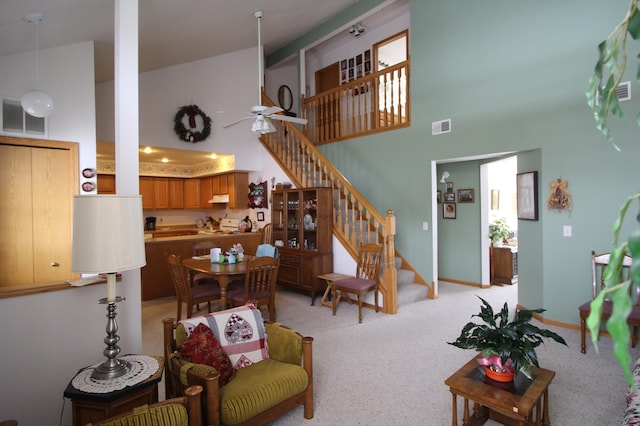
[142,282,634,425]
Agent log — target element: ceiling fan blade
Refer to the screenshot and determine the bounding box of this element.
[222,116,254,128]
[269,114,308,125]
[261,106,283,115]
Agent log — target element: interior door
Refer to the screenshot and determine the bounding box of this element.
[315,62,341,140]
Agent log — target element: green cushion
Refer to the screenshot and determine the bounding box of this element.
[264,322,303,365]
[219,358,309,425]
[87,404,188,426]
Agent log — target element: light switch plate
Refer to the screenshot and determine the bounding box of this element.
[563,225,572,237]
[422,221,429,231]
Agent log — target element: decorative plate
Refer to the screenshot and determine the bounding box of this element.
[82,168,96,178]
[81,181,95,192]
[304,214,313,226]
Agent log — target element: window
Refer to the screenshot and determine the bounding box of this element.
[2,98,46,136]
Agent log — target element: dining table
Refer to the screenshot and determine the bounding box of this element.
[181,255,252,310]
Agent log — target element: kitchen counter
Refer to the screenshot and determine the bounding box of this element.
[144,230,257,243]
[141,231,262,300]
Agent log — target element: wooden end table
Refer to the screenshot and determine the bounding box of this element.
[63,355,163,426]
[317,272,352,308]
[444,357,555,426]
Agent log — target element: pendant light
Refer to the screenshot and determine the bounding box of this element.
[21,13,54,118]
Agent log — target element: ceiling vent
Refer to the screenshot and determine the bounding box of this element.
[432,118,451,135]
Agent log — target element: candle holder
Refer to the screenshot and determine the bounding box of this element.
[92,296,131,380]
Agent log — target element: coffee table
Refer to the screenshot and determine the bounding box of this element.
[444,357,555,426]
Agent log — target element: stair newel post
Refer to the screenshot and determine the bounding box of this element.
[383,209,398,314]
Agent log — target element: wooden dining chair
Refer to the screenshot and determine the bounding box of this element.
[261,223,272,244]
[227,256,280,321]
[579,250,640,353]
[331,243,383,323]
[166,253,221,320]
[192,240,217,286]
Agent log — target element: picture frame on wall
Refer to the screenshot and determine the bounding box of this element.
[444,192,455,203]
[257,212,265,222]
[517,171,538,220]
[445,182,454,193]
[443,202,456,219]
[457,188,474,203]
[437,190,442,204]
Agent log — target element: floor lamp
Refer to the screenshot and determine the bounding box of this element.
[71,195,146,380]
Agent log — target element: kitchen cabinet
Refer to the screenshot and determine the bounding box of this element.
[140,177,155,209]
[154,178,170,209]
[491,246,518,285]
[184,179,201,209]
[271,187,333,304]
[200,177,213,208]
[169,178,184,209]
[97,174,116,194]
[226,172,249,209]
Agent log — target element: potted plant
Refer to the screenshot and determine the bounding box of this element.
[448,297,567,382]
[488,217,510,245]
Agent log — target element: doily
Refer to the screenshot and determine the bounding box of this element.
[71,355,159,394]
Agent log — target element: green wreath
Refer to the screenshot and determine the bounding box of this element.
[174,104,212,143]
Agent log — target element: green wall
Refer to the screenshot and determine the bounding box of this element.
[276,0,640,324]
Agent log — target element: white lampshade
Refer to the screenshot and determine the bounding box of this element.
[21,89,55,118]
[72,195,146,274]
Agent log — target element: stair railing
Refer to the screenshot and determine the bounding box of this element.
[302,60,410,146]
[259,93,400,313]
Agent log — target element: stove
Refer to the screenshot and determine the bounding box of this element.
[219,218,241,232]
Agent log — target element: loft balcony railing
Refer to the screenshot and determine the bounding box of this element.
[302,59,410,145]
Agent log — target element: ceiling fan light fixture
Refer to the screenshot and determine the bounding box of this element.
[251,116,276,134]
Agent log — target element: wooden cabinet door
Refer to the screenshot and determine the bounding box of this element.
[228,172,248,209]
[154,178,170,209]
[184,179,201,209]
[97,174,116,194]
[140,177,155,210]
[169,179,184,209]
[0,139,77,288]
[200,177,213,208]
[213,174,228,195]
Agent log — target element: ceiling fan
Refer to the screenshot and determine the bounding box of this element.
[221,11,308,134]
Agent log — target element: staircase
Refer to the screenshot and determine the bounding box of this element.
[260,94,430,315]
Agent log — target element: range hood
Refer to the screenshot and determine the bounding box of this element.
[208,194,229,204]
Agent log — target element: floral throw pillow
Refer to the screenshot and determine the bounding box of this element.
[178,323,236,386]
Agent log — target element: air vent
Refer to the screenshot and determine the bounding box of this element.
[432,118,451,135]
[616,81,631,101]
[595,81,631,105]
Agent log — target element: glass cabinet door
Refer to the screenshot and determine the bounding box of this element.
[285,191,300,249]
[301,189,318,251]
[272,192,285,247]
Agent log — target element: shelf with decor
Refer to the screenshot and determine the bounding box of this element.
[271,187,333,304]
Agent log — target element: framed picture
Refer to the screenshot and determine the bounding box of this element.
[444,192,456,202]
[443,202,457,219]
[517,171,538,220]
[458,188,474,203]
[491,189,500,210]
[437,190,442,204]
[257,212,265,222]
[445,182,454,193]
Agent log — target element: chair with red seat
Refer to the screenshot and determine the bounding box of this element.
[579,250,640,353]
[166,253,221,320]
[331,243,383,324]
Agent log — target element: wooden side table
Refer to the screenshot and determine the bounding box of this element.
[444,357,554,425]
[317,273,352,308]
[64,355,163,426]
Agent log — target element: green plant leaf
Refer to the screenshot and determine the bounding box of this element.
[628,6,640,40]
[606,280,634,386]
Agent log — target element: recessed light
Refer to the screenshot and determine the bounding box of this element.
[143,147,153,154]
[161,158,169,163]
[209,153,218,160]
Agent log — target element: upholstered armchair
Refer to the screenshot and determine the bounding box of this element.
[162,306,314,426]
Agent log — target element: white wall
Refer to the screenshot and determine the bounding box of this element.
[0,42,144,426]
[97,47,262,171]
